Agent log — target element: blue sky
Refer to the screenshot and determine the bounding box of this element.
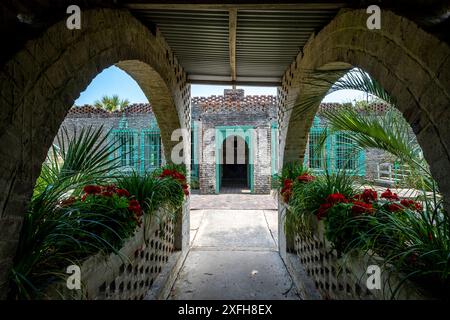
[74,65,365,105]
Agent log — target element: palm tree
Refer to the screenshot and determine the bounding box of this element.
[94,95,130,112]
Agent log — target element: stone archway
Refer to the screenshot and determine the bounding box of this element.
[279,8,450,209]
[0,8,191,296]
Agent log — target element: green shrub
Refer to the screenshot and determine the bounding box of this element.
[116,170,185,219]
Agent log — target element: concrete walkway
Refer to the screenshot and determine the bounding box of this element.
[169,199,300,300]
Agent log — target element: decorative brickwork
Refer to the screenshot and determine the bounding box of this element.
[281,204,428,300]
[192,89,277,194]
[0,8,191,298]
[67,103,155,118]
[45,210,176,300]
[278,9,450,212]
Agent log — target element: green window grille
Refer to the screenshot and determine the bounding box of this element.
[140,120,161,174]
[306,117,331,174]
[333,132,365,175]
[191,121,199,179]
[306,116,365,176]
[110,117,139,173]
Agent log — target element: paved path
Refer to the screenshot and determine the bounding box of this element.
[169,203,299,300]
[189,193,278,210]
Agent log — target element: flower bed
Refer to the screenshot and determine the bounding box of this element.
[11,161,189,300]
[277,165,446,299]
[45,208,176,300]
[286,202,429,299]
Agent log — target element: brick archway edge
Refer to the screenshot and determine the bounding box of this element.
[279,9,450,209]
[0,8,191,297]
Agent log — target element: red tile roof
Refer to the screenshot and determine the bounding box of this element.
[192,94,277,113]
[318,102,391,113]
[67,103,154,118]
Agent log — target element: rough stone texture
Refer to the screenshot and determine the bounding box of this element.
[0,8,191,298]
[193,89,277,194]
[56,104,166,168]
[364,148,395,182]
[278,9,450,211]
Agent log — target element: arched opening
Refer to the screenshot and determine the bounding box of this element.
[0,9,190,299]
[220,135,250,192]
[277,9,450,299]
[280,9,450,210]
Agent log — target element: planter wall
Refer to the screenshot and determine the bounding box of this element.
[46,208,177,300]
[282,204,429,300]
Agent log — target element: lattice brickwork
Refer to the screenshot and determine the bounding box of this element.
[46,210,177,300]
[294,232,373,300]
[290,208,428,300]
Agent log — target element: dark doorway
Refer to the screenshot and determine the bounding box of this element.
[220,135,249,192]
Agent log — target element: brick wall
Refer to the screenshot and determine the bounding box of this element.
[193,89,277,194]
[56,104,166,168]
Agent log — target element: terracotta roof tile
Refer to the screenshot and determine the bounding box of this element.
[67,103,154,118]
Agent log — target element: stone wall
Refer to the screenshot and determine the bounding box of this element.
[193,90,276,194]
[278,9,450,211]
[55,104,166,168]
[0,8,191,298]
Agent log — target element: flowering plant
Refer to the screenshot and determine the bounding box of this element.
[159,168,190,196]
[280,174,316,204]
[78,183,143,229]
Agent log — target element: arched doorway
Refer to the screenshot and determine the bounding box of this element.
[220,135,250,192]
[215,126,254,194]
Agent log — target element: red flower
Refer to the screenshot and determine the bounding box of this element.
[116,188,130,198]
[387,203,403,212]
[83,185,101,194]
[183,189,190,196]
[128,199,142,215]
[105,184,117,193]
[400,199,423,211]
[173,172,186,182]
[101,191,113,197]
[360,189,378,203]
[182,183,189,190]
[317,203,332,220]
[128,200,140,207]
[381,188,399,201]
[326,193,348,205]
[297,173,315,183]
[351,201,374,216]
[159,169,173,178]
[283,179,293,188]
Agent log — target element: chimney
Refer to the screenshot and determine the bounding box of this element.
[224,89,244,100]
